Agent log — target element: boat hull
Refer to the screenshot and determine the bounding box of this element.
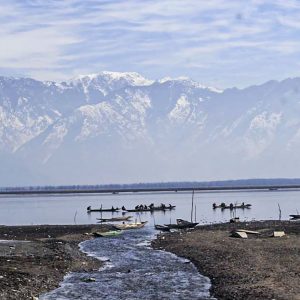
[113,221,148,230]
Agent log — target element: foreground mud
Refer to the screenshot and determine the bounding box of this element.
[0,224,111,299]
[152,220,300,300]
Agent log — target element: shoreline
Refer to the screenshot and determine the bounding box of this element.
[0,224,112,299]
[152,220,300,300]
[1,221,299,299]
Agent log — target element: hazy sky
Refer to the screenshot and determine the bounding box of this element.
[1,0,300,88]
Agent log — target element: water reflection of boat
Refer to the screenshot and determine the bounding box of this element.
[113,221,148,230]
[87,206,119,213]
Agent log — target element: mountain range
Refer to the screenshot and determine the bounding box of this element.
[1,71,300,186]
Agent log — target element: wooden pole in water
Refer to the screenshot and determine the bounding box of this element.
[191,190,194,222]
[278,203,282,221]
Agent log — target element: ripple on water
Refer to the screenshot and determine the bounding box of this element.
[40,228,215,300]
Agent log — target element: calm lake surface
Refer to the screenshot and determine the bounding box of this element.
[0,189,299,225]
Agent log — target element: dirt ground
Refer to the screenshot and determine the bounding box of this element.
[152,220,300,300]
[0,224,112,300]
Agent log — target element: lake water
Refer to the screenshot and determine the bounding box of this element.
[0,189,299,226]
[1,190,299,300]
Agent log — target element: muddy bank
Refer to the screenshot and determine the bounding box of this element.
[152,220,300,300]
[0,224,112,299]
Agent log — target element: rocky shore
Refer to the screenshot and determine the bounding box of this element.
[152,220,300,300]
[0,224,111,299]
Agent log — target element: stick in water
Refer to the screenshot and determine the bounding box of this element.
[191,190,194,222]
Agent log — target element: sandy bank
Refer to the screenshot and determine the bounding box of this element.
[152,220,300,300]
[0,224,112,299]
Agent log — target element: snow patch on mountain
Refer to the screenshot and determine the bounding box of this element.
[244,112,282,157]
[42,121,68,162]
[168,95,191,123]
[159,76,223,93]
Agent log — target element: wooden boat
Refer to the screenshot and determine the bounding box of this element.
[290,214,300,219]
[124,208,152,212]
[230,217,240,223]
[113,221,148,230]
[213,203,251,210]
[87,206,120,213]
[96,216,132,222]
[164,219,198,229]
[93,230,123,237]
[222,204,252,210]
[176,219,194,225]
[152,205,176,211]
[154,224,170,232]
[122,205,176,212]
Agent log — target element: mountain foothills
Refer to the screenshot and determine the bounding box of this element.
[1,71,300,186]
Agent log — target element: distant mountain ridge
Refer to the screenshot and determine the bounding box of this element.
[1,72,300,186]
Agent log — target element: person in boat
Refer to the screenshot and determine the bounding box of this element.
[122,206,126,210]
[149,203,154,209]
[221,202,226,208]
[241,202,245,207]
[229,203,233,210]
[87,206,91,211]
[168,204,172,208]
[112,206,115,210]
[144,205,147,209]
[139,204,144,210]
[212,203,217,209]
[161,203,166,209]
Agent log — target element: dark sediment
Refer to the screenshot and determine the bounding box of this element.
[152,220,300,300]
[0,224,112,299]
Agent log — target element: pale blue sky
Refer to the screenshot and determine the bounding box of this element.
[1,0,300,88]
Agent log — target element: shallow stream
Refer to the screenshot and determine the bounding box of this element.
[40,227,215,300]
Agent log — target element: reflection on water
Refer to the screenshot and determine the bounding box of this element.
[0,190,299,225]
[40,228,215,300]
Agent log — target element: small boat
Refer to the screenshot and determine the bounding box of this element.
[176,219,194,225]
[230,217,240,223]
[165,219,198,229]
[213,203,251,210]
[290,214,300,219]
[122,205,176,212]
[154,224,170,232]
[93,231,123,237]
[151,205,176,211]
[96,216,132,222]
[124,208,152,212]
[113,221,148,230]
[87,206,120,213]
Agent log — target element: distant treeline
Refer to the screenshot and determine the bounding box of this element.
[1,178,300,192]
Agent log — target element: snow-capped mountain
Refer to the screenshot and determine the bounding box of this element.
[1,72,300,186]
